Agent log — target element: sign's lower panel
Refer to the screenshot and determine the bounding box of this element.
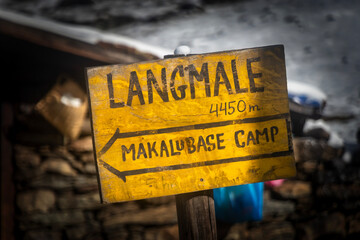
[98,116,295,203]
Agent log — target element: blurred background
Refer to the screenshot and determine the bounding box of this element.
[1,0,360,239]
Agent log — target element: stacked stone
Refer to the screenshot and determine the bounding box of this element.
[12,116,360,239]
[217,137,360,240]
[13,123,178,240]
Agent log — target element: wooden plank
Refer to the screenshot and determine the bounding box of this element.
[86,45,296,203]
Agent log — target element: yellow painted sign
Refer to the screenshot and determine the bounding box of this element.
[86,45,296,203]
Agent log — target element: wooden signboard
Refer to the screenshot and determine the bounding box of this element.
[86,45,296,203]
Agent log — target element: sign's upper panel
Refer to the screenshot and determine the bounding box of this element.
[86,45,296,203]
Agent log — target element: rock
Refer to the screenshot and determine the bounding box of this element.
[220,223,246,240]
[52,147,84,172]
[29,174,98,192]
[19,210,85,228]
[79,153,95,163]
[127,225,144,240]
[29,174,73,190]
[14,144,36,153]
[83,163,97,174]
[316,183,360,200]
[293,138,323,162]
[73,175,99,193]
[296,212,345,240]
[321,144,344,161]
[68,136,94,152]
[64,222,101,240]
[58,192,101,210]
[24,229,62,240]
[102,203,177,227]
[39,146,77,163]
[304,127,330,141]
[17,189,56,213]
[348,213,360,233]
[295,197,314,214]
[248,221,295,240]
[40,158,77,176]
[138,195,175,207]
[80,118,92,136]
[272,180,311,200]
[14,146,41,168]
[301,161,317,174]
[97,202,140,221]
[158,225,179,240]
[105,225,128,240]
[263,199,295,217]
[293,137,343,162]
[14,167,43,181]
[145,225,179,240]
[65,226,87,240]
[66,157,84,173]
[38,145,62,158]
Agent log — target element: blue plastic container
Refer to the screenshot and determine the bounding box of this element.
[213,182,264,223]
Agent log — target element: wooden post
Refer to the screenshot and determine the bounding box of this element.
[166,47,217,240]
[176,190,217,240]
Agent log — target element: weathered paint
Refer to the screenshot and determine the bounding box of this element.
[86,45,296,203]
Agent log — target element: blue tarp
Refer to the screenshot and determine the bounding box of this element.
[214,182,264,223]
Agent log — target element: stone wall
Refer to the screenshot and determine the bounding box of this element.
[13,117,178,240]
[11,108,360,240]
